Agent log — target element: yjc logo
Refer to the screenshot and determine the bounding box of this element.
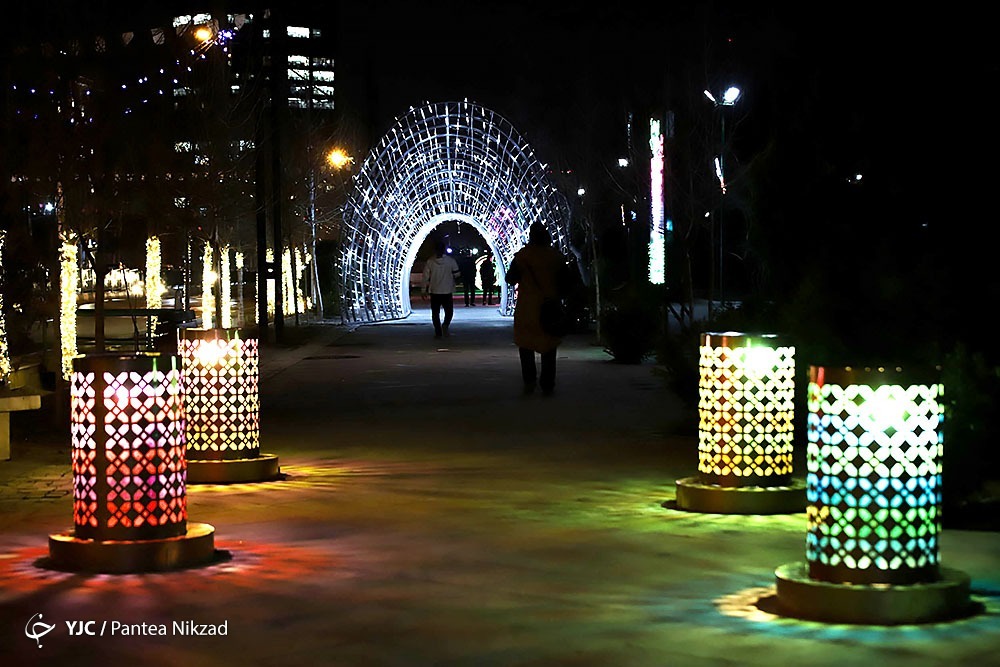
[25,613,55,648]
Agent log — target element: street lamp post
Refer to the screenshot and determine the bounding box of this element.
[704,86,741,312]
[323,148,353,320]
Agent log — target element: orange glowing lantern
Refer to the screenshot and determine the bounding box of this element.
[179,328,278,483]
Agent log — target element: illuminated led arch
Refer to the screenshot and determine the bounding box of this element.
[340,100,572,322]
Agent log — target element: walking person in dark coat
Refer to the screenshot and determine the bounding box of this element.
[505,223,567,395]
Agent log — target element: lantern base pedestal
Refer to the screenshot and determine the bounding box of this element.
[186,454,280,484]
[47,523,217,574]
[773,561,974,625]
[673,477,806,515]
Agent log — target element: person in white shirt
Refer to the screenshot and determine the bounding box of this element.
[422,241,461,338]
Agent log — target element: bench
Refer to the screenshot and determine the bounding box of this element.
[0,388,42,461]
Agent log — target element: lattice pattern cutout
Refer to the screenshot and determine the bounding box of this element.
[104,369,186,530]
[697,342,795,482]
[806,381,942,583]
[180,335,260,459]
[71,371,99,529]
[71,364,187,539]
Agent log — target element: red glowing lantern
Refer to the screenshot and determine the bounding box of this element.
[48,353,215,572]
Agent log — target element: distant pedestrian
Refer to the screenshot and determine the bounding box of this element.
[480,253,496,306]
[459,253,477,307]
[422,241,461,338]
[505,223,569,395]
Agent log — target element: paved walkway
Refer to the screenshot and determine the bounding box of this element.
[1,305,998,666]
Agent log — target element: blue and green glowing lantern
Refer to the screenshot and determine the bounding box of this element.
[806,365,943,585]
[698,332,796,487]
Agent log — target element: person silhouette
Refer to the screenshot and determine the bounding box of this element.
[422,241,461,338]
[458,252,477,307]
[480,253,496,306]
[505,223,569,395]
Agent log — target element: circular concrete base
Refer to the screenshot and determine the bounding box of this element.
[774,561,974,625]
[674,477,806,514]
[187,454,281,484]
[48,523,216,574]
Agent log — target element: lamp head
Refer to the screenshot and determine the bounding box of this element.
[722,86,742,105]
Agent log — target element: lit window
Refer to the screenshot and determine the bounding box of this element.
[287,54,308,67]
[313,70,335,82]
[287,26,309,38]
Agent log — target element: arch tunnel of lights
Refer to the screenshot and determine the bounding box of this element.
[339,100,572,322]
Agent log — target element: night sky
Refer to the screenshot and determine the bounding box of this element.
[7,2,999,318]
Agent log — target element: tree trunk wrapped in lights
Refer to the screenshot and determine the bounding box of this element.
[59,237,79,381]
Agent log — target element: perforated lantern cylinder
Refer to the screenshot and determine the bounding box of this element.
[697,332,795,487]
[806,365,943,585]
[179,328,259,461]
[69,353,187,541]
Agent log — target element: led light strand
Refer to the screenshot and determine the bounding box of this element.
[0,232,11,383]
[59,236,79,380]
[649,118,665,285]
[220,245,232,328]
[201,242,214,329]
[340,101,571,322]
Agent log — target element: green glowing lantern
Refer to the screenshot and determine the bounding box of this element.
[772,363,970,625]
[805,365,942,585]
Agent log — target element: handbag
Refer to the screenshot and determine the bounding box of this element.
[539,296,570,337]
[525,262,570,337]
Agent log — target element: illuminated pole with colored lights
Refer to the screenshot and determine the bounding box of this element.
[773,364,972,624]
[648,118,665,285]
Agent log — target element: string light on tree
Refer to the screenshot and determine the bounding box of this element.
[59,235,79,381]
[145,236,163,333]
[0,232,11,384]
[202,242,215,329]
[220,245,232,328]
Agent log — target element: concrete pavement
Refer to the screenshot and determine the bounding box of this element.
[1,303,998,666]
